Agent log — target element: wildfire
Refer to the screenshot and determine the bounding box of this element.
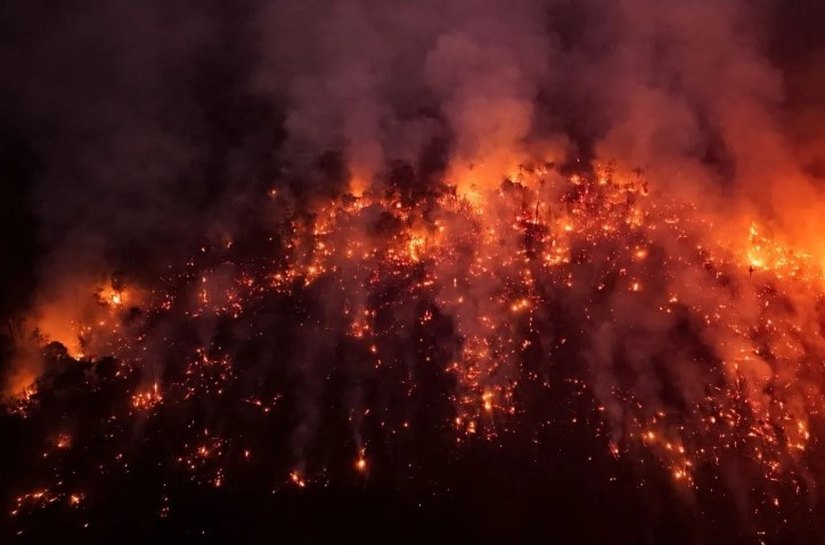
[7,159,825,537]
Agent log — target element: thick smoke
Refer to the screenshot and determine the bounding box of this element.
[0,0,814,400]
[0,0,819,317]
[2,1,825,539]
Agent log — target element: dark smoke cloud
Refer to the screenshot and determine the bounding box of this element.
[1,2,276,282]
[0,0,821,305]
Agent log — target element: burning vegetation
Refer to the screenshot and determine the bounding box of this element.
[4,160,825,542]
[3,0,825,543]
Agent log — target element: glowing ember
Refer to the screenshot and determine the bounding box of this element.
[131,382,163,411]
[6,163,825,540]
[54,434,71,450]
[289,471,306,488]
